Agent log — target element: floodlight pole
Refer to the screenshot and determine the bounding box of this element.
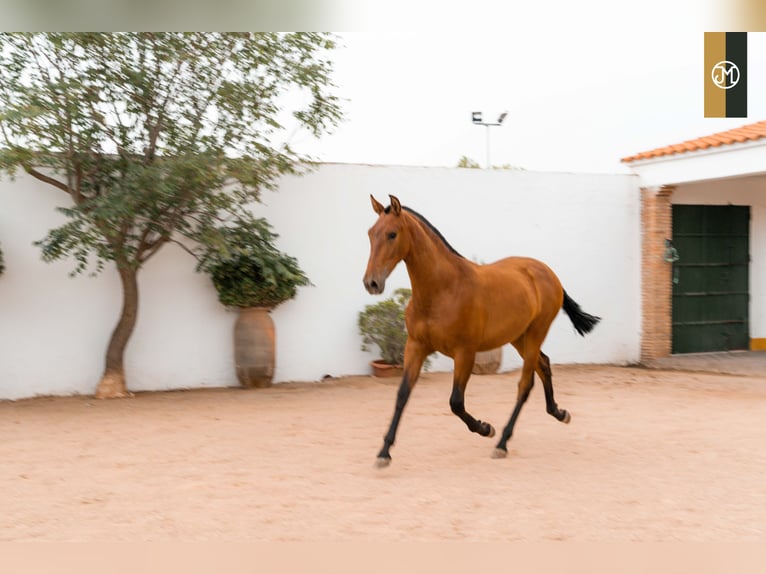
[471,111,507,168]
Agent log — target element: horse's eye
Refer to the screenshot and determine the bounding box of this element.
[388,231,397,240]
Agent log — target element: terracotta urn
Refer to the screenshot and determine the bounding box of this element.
[472,347,502,375]
[233,306,276,388]
[370,360,404,379]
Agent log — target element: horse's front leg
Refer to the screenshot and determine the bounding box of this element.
[375,339,431,468]
[449,350,496,438]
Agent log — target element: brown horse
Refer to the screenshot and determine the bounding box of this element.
[363,195,600,467]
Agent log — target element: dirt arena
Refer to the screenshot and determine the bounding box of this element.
[1,364,764,542]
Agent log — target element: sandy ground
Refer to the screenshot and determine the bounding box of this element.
[1,364,765,542]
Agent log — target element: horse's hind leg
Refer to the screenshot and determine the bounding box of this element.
[449,350,496,438]
[493,329,552,458]
[493,345,570,459]
[492,353,535,458]
[538,351,571,424]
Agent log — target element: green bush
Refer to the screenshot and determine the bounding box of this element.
[358,288,411,366]
[199,219,310,309]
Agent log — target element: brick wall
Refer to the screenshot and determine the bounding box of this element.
[641,185,675,359]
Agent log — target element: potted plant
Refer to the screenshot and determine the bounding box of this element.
[199,218,310,388]
[358,288,428,377]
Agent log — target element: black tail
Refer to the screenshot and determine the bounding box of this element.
[562,291,601,336]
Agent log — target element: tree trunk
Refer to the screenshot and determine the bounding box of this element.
[95,264,139,399]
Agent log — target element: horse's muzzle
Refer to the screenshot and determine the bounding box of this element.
[363,276,385,295]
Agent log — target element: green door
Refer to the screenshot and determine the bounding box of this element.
[672,205,750,354]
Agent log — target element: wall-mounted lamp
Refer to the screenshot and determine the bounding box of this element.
[664,239,680,284]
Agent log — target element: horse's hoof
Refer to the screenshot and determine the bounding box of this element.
[375,456,392,469]
[562,410,571,424]
[491,447,508,459]
[484,423,496,438]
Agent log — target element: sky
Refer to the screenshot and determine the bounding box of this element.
[293,1,766,174]
[1,1,763,175]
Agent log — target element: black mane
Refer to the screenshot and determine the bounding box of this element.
[401,206,464,258]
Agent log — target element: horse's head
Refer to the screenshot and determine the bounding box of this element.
[363,194,410,295]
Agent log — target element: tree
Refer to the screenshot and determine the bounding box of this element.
[456,155,481,169]
[456,156,526,171]
[0,33,342,398]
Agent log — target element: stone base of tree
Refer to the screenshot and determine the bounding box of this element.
[95,370,133,399]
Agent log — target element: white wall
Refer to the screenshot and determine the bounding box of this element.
[672,175,766,340]
[0,172,236,400]
[0,164,641,400]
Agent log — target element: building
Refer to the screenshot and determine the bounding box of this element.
[623,121,766,359]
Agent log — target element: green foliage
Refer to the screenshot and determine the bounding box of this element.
[358,288,412,366]
[456,156,526,171]
[0,33,342,275]
[197,216,310,309]
[456,155,481,169]
[493,163,526,171]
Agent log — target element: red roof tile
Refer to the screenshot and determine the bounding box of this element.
[621,120,766,163]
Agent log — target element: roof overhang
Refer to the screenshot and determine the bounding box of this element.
[624,138,766,188]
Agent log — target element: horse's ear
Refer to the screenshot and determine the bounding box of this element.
[389,195,402,216]
[370,195,385,215]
